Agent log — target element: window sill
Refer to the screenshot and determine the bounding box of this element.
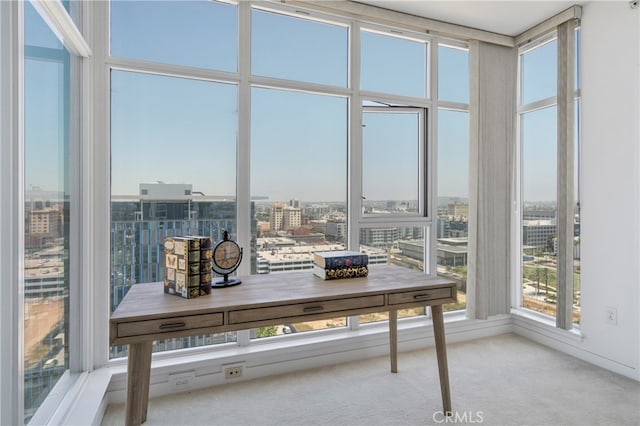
[510,307,585,343]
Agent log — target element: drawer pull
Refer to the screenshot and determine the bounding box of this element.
[158,322,186,330]
[413,293,432,301]
[303,305,324,313]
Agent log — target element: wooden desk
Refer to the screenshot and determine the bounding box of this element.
[110,265,457,426]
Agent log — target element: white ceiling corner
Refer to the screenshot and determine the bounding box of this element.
[354,1,586,37]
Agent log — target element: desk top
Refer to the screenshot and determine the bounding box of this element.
[110,265,456,346]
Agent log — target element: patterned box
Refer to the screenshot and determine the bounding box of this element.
[164,236,211,299]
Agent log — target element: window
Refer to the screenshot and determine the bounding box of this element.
[437,109,469,312]
[360,29,428,98]
[521,39,557,105]
[520,106,558,316]
[250,87,348,336]
[362,107,425,216]
[357,28,438,324]
[110,70,239,356]
[252,9,348,87]
[110,0,237,71]
[436,44,469,312]
[23,1,72,422]
[438,45,469,104]
[107,2,456,353]
[518,30,580,325]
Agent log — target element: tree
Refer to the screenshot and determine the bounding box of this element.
[542,268,549,294]
[256,326,278,338]
[534,267,541,295]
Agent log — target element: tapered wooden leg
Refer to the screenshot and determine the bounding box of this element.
[389,309,398,373]
[140,342,152,423]
[431,305,451,414]
[126,341,153,426]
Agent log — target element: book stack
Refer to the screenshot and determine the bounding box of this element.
[163,236,212,299]
[312,250,369,281]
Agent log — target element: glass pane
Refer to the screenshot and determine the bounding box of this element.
[251,87,348,336]
[521,106,558,317]
[521,39,557,105]
[438,45,469,103]
[573,99,581,325]
[575,29,581,92]
[110,71,238,358]
[362,109,421,215]
[437,109,469,311]
[24,2,71,422]
[358,226,430,324]
[110,0,237,71]
[251,9,348,87]
[361,30,427,98]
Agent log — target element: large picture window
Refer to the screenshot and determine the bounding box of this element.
[110,70,239,356]
[107,1,465,354]
[250,87,348,336]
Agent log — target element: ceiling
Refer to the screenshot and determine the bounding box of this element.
[354,1,586,37]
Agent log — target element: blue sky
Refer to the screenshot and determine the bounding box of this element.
[25,0,561,204]
[24,2,69,195]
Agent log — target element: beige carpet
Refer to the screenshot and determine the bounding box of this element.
[102,334,640,426]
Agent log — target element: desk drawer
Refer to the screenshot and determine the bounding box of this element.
[388,287,453,305]
[229,295,385,324]
[117,313,224,338]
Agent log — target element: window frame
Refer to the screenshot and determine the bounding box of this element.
[360,105,428,220]
[514,27,581,329]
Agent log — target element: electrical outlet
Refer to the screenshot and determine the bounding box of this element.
[168,371,195,391]
[224,363,244,379]
[606,307,617,325]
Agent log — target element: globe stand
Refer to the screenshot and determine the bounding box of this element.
[212,273,242,288]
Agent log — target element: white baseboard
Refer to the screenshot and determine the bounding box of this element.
[510,310,639,381]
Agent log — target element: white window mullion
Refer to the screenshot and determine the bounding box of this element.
[0,2,25,424]
[429,40,438,277]
[236,1,252,346]
[348,21,361,252]
[89,0,112,368]
[347,21,361,330]
[236,0,251,275]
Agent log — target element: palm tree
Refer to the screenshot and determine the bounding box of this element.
[534,267,541,295]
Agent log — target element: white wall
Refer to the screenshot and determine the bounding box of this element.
[580,1,639,379]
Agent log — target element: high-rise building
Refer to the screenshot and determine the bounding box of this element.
[283,206,302,230]
[522,220,556,249]
[29,208,62,238]
[326,219,347,243]
[359,227,399,249]
[447,202,468,219]
[270,202,302,232]
[270,203,285,231]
